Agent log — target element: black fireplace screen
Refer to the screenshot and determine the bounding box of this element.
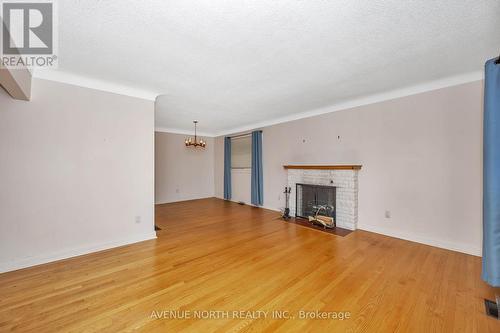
[296,183,336,220]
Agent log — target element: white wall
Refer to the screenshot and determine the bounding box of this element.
[215,81,483,255]
[155,132,214,204]
[0,78,156,272]
[231,169,251,204]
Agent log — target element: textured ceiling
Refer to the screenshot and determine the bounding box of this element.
[43,0,500,135]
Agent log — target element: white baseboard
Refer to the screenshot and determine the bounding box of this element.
[155,195,215,205]
[358,223,481,257]
[261,205,281,213]
[0,232,157,273]
[224,198,281,213]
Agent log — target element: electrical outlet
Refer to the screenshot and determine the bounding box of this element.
[135,216,141,224]
[385,210,391,219]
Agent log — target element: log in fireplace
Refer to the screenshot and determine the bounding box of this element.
[296,183,336,227]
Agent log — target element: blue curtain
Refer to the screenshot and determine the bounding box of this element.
[251,131,264,206]
[223,137,232,200]
[483,58,500,287]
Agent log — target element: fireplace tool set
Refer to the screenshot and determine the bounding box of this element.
[282,187,291,220]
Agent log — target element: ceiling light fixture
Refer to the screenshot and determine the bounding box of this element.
[185,120,206,148]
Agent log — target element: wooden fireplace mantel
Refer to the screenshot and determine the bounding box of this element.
[283,165,362,170]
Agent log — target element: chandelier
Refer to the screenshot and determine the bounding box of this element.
[185,121,206,148]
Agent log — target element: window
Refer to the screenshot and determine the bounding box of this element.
[231,136,251,169]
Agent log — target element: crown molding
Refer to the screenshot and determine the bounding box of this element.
[214,70,483,137]
[155,127,215,137]
[33,69,159,101]
[33,68,483,136]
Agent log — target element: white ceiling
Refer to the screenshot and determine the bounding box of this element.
[36,0,500,136]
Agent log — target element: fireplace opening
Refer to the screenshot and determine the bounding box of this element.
[296,183,336,228]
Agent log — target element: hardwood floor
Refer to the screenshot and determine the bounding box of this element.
[0,198,499,332]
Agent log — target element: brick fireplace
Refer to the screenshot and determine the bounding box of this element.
[284,165,361,230]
